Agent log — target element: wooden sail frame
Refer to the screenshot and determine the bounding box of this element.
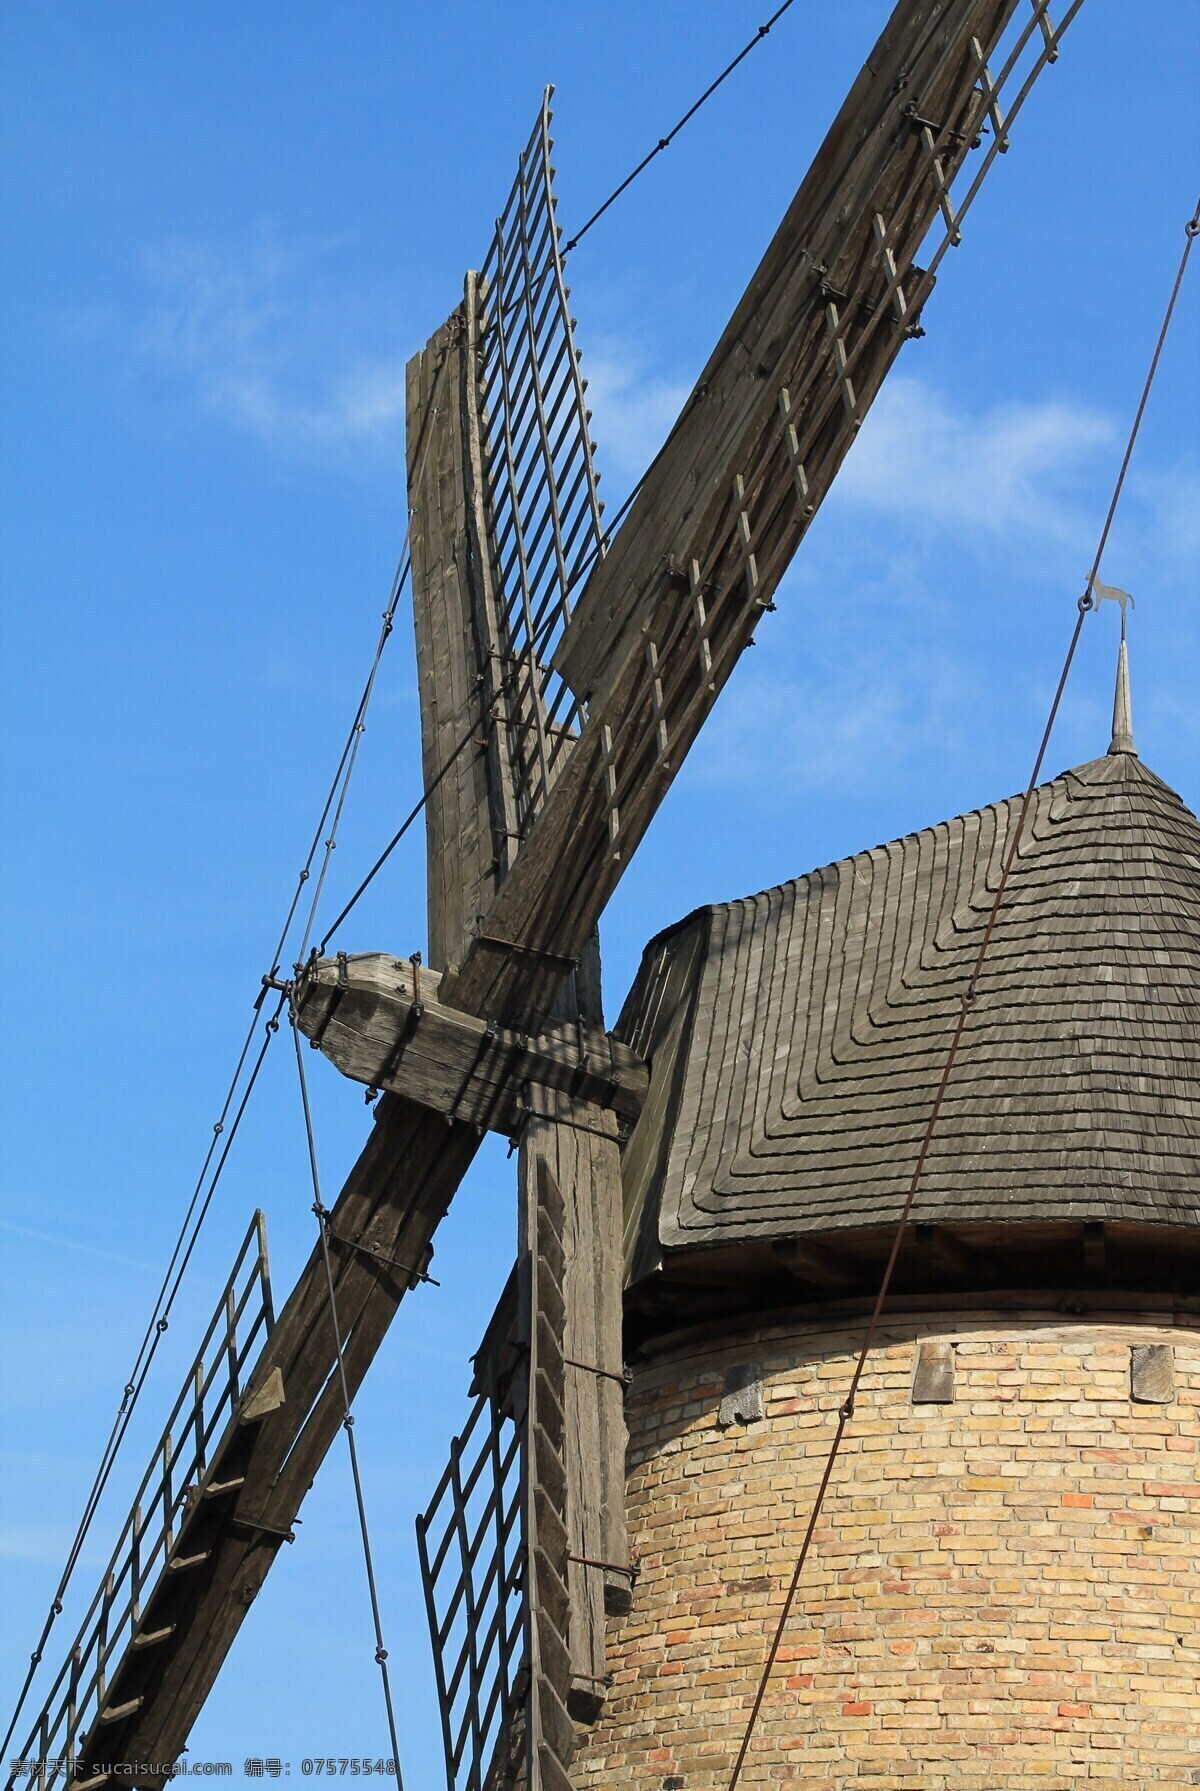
[416,1369,525,1790]
[407,88,606,977]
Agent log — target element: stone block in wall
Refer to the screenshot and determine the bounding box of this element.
[717,1362,764,1426]
[912,1338,956,1404]
[1131,1343,1175,1403]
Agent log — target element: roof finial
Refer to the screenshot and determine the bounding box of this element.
[1093,577,1137,756]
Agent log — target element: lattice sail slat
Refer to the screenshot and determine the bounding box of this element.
[405,86,607,973]
[417,1158,573,1791]
[527,0,1082,912]
[10,1215,274,1791]
[415,1375,525,1791]
[475,87,606,841]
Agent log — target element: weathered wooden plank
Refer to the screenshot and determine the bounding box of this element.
[1130,1343,1175,1405]
[408,290,517,975]
[518,934,629,1728]
[912,1339,957,1404]
[293,951,648,1130]
[773,1236,861,1289]
[521,1084,630,1723]
[518,1155,575,1787]
[462,272,524,889]
[435,278,900,1028]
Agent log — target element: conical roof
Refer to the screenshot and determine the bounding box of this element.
[616,752,1200,1276]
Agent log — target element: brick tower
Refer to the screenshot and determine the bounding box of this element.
[574,671,1200,1787]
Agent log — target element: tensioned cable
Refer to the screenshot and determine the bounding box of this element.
[562,0,798,257]
[315,719,478,958]
[726,193,1200,1789]
[294,546,411,968]
[290,1013,407,1791]
[2,538,412,1760]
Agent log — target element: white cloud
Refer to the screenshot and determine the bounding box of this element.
[1130,457,1200,574]
[694,643,976,796]
[138,235,407,458]
[831,373,1114,543]
[580,343,690,479]
[136,236,692,487]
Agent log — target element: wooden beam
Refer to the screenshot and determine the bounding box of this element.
[914,1223,978,1281]
[89,1096,481,1782]
[553,0,1013,703]
[293,952,648,1130]
[105,946,635,1775]
[407,280,519,974]
[772,1236,860,1289]
[1083,1220,1107,1276]
[519,1037,629,1725]
[516,1157,576,1784]
[912,1339,956,1404]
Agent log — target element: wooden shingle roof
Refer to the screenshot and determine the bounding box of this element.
[616,752,1200,1283]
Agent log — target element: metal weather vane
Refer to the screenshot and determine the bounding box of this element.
[1092,575,1135,635]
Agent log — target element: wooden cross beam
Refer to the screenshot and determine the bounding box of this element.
[293,952,648,1133]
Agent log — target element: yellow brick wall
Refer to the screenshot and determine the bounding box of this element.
[572,1307,1199,1789]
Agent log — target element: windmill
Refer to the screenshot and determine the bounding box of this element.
[6,3,1089,1786]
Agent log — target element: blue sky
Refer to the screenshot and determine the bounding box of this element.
[2,2,1198,1782]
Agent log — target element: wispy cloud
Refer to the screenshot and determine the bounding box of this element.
[581,343,690,480]
[694,640,977,796]
[0,1216,155,1273]
[136,233,693,488]
[831,373,1114,543]
[1129,457,1200,574]
[138,234,407,459]
[685,360,1198,802]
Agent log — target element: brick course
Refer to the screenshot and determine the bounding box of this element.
[572,1308,1199,1789]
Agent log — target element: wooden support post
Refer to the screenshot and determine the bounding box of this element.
[1083,1220,1107,1276]
[527,1086,629,1716]
[519,1075,629,1724]
[773,1236,859,1289]
[517,1155,575,1787]
[914,1223,977,1281]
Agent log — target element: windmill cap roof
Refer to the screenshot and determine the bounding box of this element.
[615,751,1200,1277]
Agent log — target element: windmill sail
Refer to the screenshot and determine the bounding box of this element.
[415,1352,525,1789]
[408,94,630,1768]
[416,1157,579,1791]
[408,89,605,976]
